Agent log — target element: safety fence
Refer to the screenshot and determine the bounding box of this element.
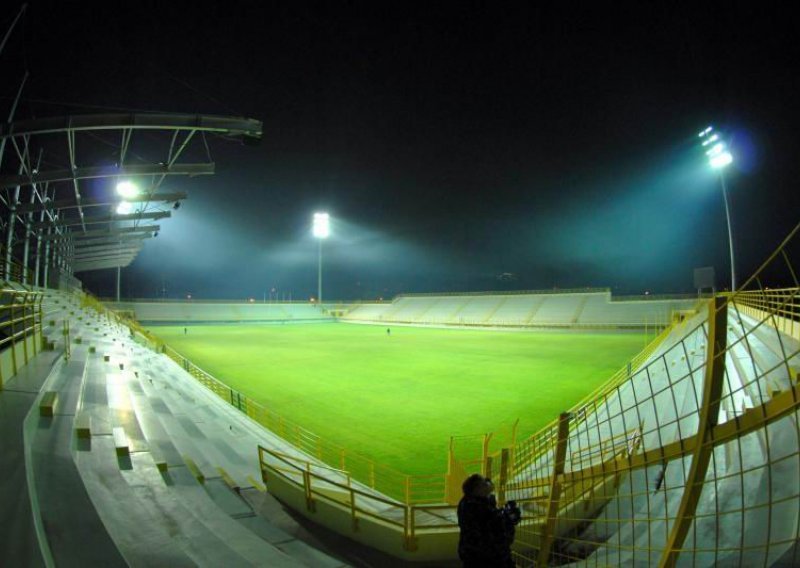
[0,245,35,286]
[507,222,800,567]
[257,446,459,557]
[159,340,445,503]
[0,287,45,389]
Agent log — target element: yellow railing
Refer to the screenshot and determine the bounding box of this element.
[731,287,800,341]
[0,245,35,286]
[509,221,800,567]
[510,319,677,477]
[0,288,45,388]
[258,446,458,549]
[158,341,443,503]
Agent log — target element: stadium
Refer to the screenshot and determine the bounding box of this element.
[2,4,800,568]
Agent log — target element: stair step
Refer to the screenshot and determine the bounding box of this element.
[39,391,58,417]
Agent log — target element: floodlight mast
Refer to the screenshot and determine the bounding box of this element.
[699,125,736,291]
[312,212,330,305]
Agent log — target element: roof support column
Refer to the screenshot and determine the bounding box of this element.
[34,228,42,287]
[4,162,24,281]
[116,266,121,302]
[43,228,51,288]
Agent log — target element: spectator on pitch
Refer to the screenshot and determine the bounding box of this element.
[457,474,521,567]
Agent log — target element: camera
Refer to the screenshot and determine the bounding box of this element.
[502,500,521,525]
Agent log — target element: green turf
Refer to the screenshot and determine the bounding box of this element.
[151,323,649,475]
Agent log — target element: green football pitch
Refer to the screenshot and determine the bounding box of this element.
[151,323,649,475]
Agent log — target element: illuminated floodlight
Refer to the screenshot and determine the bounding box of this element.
[697,126,713,137]
[116,201,134,215]
[705,142,725,157]
[710,150,733,169]
[696,124,737,291]
[312,212,330,239]
[116,180,139,199]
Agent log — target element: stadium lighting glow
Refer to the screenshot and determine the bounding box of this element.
[116,180,139,199]
[697,124,736,290]
[710,151,733,169]
[312,212,330,304]
[698,126,713,137]
[116,201,134,215]
[312,212,330,239]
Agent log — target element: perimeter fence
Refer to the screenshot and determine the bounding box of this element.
[508,222,800,566]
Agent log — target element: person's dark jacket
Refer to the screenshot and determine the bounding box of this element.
[457,495,517,567]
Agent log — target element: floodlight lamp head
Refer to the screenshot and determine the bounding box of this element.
[116,180,139,199]
[698,126,713,138]
[312,212,330,239]
[710,150,733,169]
[116,201,134,215]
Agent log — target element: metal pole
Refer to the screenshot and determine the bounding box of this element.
[1,71,30,281]
[720,173,736,291]
[317,237,322,304]
[116,266,121,302]
[34,229,42,287]
[5,164,25,281]
[21,150,43,285]
[0,5,27,58]
[43,228,51,288]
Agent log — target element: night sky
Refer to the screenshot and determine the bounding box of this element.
[4,2,799,300]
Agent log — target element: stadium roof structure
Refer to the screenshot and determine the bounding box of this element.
[0,111,262,285]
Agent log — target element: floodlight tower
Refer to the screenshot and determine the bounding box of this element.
[699,126,736,291]
[114,180,140,301]
[312,212,330,305]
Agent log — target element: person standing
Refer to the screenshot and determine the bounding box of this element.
[457,474,521,567]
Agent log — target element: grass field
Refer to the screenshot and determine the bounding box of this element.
[151,323,649,475]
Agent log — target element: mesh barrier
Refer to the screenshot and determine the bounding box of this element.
[0,287,45,388]
[509,223,800,567]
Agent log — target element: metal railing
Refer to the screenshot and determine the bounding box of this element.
[258,446,459,551]
[0,287,45,388]
[508,221,800,567]
[160,341,445,503]
[0,245,35,287]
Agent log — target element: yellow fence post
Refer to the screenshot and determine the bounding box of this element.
[38,300,44,350]
[537,412,571,567]
[349,487,358,531]
[21,293,30,364]
[302,465,315,512]
[659,296,728,568]
[498,448,509,506]
[10,296,18,374]
[481,432,492,475]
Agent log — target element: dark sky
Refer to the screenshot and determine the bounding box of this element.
[4,2,799,299]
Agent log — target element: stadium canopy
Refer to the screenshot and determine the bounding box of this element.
[0,112,263,287]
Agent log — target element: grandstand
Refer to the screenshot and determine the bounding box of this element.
[111,300,334,325]
[344,290,696,329]
[1,220,798,565]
